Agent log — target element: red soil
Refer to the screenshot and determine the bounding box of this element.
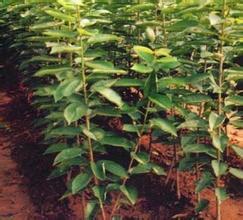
[0,92,37,219]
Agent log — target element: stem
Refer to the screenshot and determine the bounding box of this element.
[80,37,106,220]
[216,1,226,219]
[110,102,151,217]
[77,6,106,220]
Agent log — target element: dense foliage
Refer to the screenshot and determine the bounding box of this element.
[0,0,242,219]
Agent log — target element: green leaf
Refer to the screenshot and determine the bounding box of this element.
[64,102,88,125]
[50,45,82,54]
[156,57,180,70]
[225,68,243,81]
[81,127,97,141]
[209,112,225,131]
[100,136,132,150]
[154,48,171,57]
[120,185,138,205]
[88,34,121,44]
[231,145,243,158]
[144,72,157,97]
[133,46,154,63]
[168,19,198,32]
[54,148,81,165]
[44,143,68,155]
[54,78,81,102]
[149,94,173,110]
[178,119,208,130]
[196,172,214,193]
[30,21,63,31]
[183,94,212,104]
[183,144,216,158]
[229,167,243,179]
[150,118,177,137]
[85,201,98,220]
[49,127,81,137]
[212,133,228,153]
[127,3,155,12]
[48,166,69,180]
[150,163,166,176]
[146,27,155,42]
[45,9,75,22]
[43,29,76,39]
[129,164,151,174]
[92,186,105,202]
[85,60,114,69]
[72,173,92,194]
[225,96,243,106]
[131,152,149,164]
[123,124,141,133]
[34,66,72,77]
[215,187,229,203]
[90,161,105,180]
[195,199,209,213]
[102,160,128,178]
[131,64,153,74]
[211,160,228,177]
[96,87,124,108]
[86,60,126,75]
[94,107,121,117]
[209,13,222,26]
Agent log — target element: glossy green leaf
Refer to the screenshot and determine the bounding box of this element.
[88,34,121,44]
[215,187,229,203]
[64,102,88,125]
[92,186,105,202]
[72,172,92,194]
[102,160,128,178]
[90,161,105,180]
[127,3,155,12]
[120,185,138,205]
[131,63,153,74]
[100,136,132,150]
[151,163,166,176]
[129,164,151,174]
[131,152,149,164]
[133,46,154,63]
[96,87,124,108]
[85,201,98,220]
[225,96,243,106]
[183,144,216,158]
[34,66,72,77]
[229,167,243,179]
[54,148,81,165]
[209,112,225,131]
[45,9,75,22]
[231,145,243,158]
[44,143,68,155]
[211,160,228,177]
[149,94,173,110]
[196,172,214,193]
[150,118,177,137]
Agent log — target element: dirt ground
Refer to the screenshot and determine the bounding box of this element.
[0,92,37,219]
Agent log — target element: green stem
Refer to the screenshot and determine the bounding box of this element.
[110,101,151,217]
[216,1,226,219]
[77,6,106,220]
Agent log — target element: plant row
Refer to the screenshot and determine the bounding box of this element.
[0,0,243,219]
